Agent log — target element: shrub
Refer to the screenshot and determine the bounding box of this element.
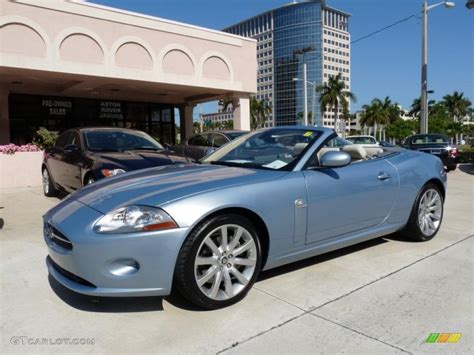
[0,143,40,155]
[32,127,58,150]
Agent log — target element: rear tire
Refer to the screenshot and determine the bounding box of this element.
[447,164,457,172]
[399,183,444,242]
[42,168,57,197]
[174,214,262,309]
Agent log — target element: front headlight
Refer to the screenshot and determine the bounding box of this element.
[94,206,178,234]
[102,168,126,177]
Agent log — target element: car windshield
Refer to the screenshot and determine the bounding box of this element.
[202,128,322,170]
[346,136,376,144]
[84,130,164,152]
[412,135,449,145]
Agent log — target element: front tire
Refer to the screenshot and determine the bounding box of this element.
[174,214,262,309]
[399,183,444,242]
[42,168,57,197]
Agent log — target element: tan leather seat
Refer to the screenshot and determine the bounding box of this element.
[342,144,367,160]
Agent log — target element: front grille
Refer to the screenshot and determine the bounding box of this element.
[47,256,96,288]
[46,224,73,251]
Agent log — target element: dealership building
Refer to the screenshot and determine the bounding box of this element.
[0,0,257,145]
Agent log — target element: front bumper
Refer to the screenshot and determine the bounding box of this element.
[43,198,189,297]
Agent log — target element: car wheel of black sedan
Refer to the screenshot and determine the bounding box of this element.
[174,214,262,309]
[400,183,444,242]
[42,168,57,197]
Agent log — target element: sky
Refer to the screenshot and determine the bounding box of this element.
[91,0,473,114]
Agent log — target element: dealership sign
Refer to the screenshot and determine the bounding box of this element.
[42,98,72,116]
[99,101,123,120]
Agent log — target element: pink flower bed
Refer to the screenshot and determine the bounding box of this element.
[0,143,40,154]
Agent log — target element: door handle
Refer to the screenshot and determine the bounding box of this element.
[377,172,391,181]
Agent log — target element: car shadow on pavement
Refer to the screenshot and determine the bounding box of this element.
[458,163,474,175]
[257,237,389,282]
[48,275,164,313]
[48,275,208,313]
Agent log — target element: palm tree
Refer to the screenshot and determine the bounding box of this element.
[441,91,472,143]
[409,97,436,119]
[250,97,272,130]
[378,97,401,140]
[360,99,383,139]
[359,97,400,140]
[317,73,356,133]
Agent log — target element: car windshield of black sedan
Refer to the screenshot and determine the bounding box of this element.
[411,134,449,145]
[202,128,321,170]
[84,130,164,152]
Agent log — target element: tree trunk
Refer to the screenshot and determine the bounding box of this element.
[334,102,339,134]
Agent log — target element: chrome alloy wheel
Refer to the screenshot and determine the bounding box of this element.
[417,188,442,236]
[194,224,258,301]
[42,169,50,195]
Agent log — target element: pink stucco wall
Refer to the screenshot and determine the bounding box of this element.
[0,152,43,189]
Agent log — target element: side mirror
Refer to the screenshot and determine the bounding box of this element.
[320,151,351,168]
[64,144,79,154]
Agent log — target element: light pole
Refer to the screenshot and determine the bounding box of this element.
[293,78,318,126]
[420,1,455,134]
[294,47,315,126]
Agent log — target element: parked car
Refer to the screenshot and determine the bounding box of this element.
[172,130,248,161]
[346,135,379,147]
[41,127,188,196]
[402,134,458,171]
[44,126,446,309]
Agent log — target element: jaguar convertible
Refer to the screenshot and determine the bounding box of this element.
[44,127,446,309]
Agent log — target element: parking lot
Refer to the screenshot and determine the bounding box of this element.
[0,165,472,354]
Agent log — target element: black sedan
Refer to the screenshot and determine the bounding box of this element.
[402,134,458,171]
[41,127,188,196]
[172,130,248,161]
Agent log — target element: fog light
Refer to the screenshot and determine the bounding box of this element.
[108,259,140,276]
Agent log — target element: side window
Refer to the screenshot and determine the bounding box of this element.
[212,134,228,148]
[189,135,208,146]
[325,136,349,148]
[66,132,80,147]
[55,132,70,149]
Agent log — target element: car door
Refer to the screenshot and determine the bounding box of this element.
[47,131,70,188]
[303,139,399,244]
[62,131,83,190]
[186,134,211,160]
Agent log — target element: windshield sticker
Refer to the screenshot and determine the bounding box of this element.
[304,131,313,137]
[263,160,287,169]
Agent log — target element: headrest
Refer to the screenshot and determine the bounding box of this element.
[293,143,308,155]
[342,144,367,160]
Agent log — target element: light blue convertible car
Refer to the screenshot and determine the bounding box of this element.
[44,127,447,309]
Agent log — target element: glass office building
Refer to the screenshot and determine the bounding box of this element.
[224,0,351,128]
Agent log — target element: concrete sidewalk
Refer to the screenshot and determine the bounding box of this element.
[0,167,472,354]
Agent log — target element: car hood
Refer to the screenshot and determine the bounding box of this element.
[90,150,189,170]
[71,164,285,214]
